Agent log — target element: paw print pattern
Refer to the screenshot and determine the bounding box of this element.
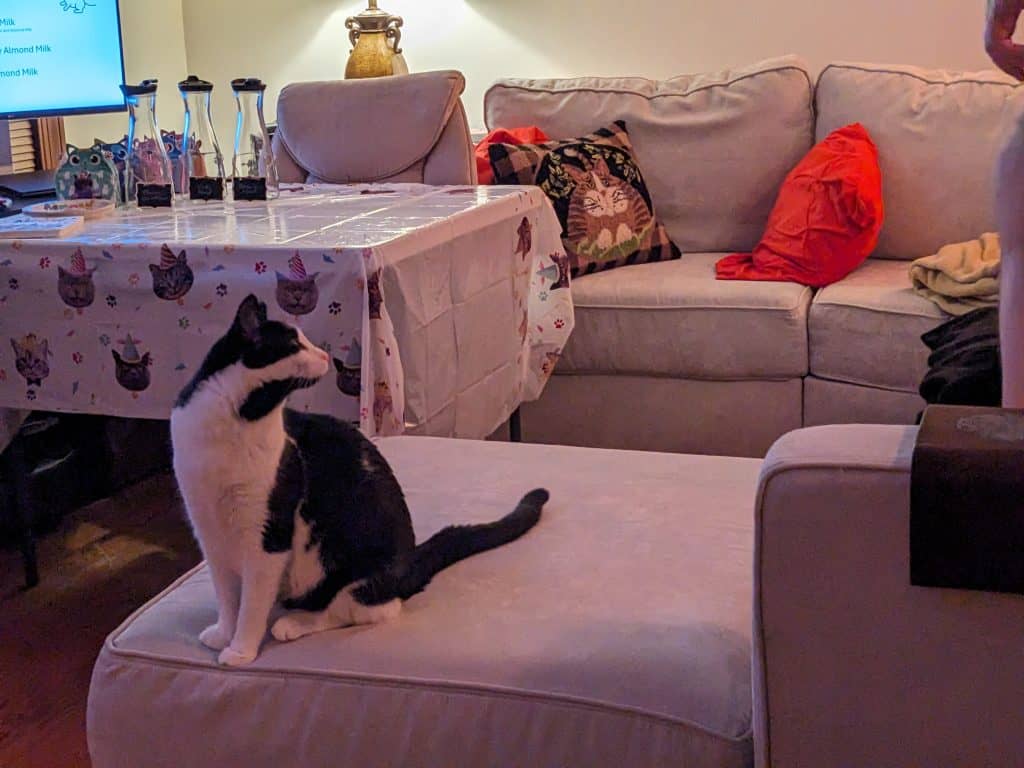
[72,352,83,364]
[128,273,141,287]
[178,316,190,330]
[255,262,267,274]
[216,283,228,297]
[38,257,50,269]
[26,389,36,401]
[329,301,342,315]
[8,278,18,290]
[106,295,117,308]
[99,334,111,347]
[554,318,565,329]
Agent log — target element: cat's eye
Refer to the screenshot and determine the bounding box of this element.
[89,154,101,164]
[69,155,81,165]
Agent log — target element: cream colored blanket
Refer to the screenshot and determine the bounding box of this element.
[909,232,1000,316]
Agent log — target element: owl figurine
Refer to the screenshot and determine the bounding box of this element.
[54,143,120,202]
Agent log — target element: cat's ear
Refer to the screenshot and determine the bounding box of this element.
[111,349,122,364]
[10,339,18,355]
[333,357,343,371]
[591,156,612,174]
[562,163,587,183]
[65,143,78,157]
[308,272,320,283]
[58,266,68,278]
[141,352,152,367]
[235,294,265,342]
[275,271,287,283]
[177,250,187,264]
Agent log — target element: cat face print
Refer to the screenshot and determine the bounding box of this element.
[112,352,152,392]
[367,270,383,320]
[11,335,51,387]
[150,245,195,301]
[58,251,97,308]
[332,338,362,398]
[275,274,320,316]
[562,155,652,257]
[564,157,631,218]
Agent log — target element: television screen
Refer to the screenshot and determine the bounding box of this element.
[0,0,126,119]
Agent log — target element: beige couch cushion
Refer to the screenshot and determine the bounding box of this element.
[560,254,811,380]
[89,438,759,768]
[809,260,945,393]
[815,62,1023,260]
[484,56,814,254]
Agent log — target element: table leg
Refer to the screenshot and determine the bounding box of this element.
[510,407,522,444]
[8,437,39,589]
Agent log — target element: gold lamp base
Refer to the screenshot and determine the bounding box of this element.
[345,1,408,79]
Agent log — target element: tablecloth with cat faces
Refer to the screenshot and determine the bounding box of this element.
[0,184,574,439]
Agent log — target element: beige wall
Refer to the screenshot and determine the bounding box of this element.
[63,0,997,151]
[64,0,188,149]
[180,0,995,142]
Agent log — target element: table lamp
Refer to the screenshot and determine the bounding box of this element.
[345,1,409,79]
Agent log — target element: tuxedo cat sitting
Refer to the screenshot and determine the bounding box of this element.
[171,295,547,666]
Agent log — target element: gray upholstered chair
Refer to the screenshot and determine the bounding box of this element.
[272,70,476,186]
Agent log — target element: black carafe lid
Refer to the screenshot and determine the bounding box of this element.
[231,78,267,93]
[179,75,214,93]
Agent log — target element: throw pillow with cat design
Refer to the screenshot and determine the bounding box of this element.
[488,121,679,276]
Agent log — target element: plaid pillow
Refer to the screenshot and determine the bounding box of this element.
[488,121,680,276]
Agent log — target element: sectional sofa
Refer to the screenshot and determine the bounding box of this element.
[486,57,1022,457]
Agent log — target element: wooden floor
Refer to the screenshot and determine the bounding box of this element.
[0,473,200,768]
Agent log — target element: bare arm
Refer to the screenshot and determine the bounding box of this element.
[987,0,1024,78]
[995,114,1024,407]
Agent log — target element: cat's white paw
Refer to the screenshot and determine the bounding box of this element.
[199,623,232,651]
[218,646,257,667]
[350,597,401,626]
[271,614,317,642]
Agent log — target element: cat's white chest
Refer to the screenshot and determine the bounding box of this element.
[171,397,286,563]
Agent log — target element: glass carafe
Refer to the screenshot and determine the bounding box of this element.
[120,79,175,207]
[231,78,278,201]
[179,75,226,201]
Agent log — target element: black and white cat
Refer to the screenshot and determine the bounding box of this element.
[171,295,547,666]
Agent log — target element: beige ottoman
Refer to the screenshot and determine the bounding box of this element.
[88,438,759,768]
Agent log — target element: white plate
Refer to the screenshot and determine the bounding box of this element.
[24,199,117,220]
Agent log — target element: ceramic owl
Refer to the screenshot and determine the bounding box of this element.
[54,143,119,202]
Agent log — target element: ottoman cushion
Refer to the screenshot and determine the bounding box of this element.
[88,438,759,768]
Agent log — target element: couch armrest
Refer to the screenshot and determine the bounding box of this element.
[753,425,1024,768]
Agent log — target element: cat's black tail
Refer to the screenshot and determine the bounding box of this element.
[352,489,549,606]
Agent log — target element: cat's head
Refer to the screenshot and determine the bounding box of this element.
[176,295,330,416]
[64,144,110,176]
[161,130,183,158]
[95,137,128,164]
[11,335,50,384]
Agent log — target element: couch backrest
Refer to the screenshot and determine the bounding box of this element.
[815,62,1023,260]
[484,56,815,254]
